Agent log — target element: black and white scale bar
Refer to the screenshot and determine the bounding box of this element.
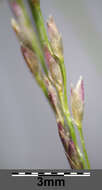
[12,172,90,177]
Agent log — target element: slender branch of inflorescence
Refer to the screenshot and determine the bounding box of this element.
[27,0,77,142]
[77,123,90,169]
[10,0,90,169]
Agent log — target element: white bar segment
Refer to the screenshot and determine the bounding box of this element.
[44,172,51,175]
[12,174,38,177]
[57,172,64,175]
[70,172,77,175]
[19,172,25,175]
[84,172,90,175]
[64,174,90,177]
[31,172,38,175]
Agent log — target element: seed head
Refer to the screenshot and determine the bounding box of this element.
[11,18,20,36]
[47,16,63,59]
[11,1,22,17]
[44,77,58,107]
[71,76,84,126]
[21,45,39,77]
[44,47,63,91]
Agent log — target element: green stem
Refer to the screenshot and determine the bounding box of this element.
[29,0,69,116]
[59,58,68,111]
[59,91,86,169]
[16,0,48,75]
[78,125,90,169]
[36,75,48,98]
[28,0,51,52]
[26,0,86,169]
[28,0,70,114]
[59,91,76,142]
[76,145,86,169]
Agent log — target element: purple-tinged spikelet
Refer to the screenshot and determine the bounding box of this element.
[44,47,63,91]
[58,121,83,169]
[47,16,63,59]
[21,45,39,76]
[11,1,22,17]
[71,76,84,126]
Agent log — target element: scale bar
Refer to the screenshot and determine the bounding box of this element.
[12,172,90,177]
